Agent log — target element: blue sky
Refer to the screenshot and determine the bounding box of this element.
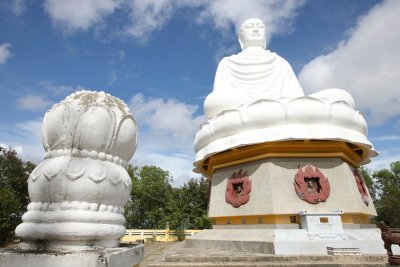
[0,0,399,186]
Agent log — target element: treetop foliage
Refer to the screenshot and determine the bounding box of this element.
[125,165,211,235]
[0,147,35,246]
[363,161,400,227]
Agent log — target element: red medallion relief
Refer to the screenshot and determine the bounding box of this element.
[294,164,330,204]
[225,169,251,208]
[354,169,369,206]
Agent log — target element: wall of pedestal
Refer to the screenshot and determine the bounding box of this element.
[208,157,377,222]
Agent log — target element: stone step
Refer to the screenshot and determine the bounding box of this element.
[163,254,386,263]
[145,243,390,267]
[148,261,388,267]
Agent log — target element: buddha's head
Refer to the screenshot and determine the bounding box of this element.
[238,18,266,50]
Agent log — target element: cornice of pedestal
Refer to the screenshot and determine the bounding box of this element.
[200,140,364,177]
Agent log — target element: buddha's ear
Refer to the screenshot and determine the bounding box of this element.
[238,38,244,50]
[263,32,268,49]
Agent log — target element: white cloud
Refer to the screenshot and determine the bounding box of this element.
[16,95,53,111]
[132,151,199,187]
[15,120,43,137]
[11,0,26,16]
[198,0,304,41]
[122,0,178,42]
[123,0,305,43]
[16,81,85,112]
[109,70,118,84]
[298,0,400,125]
[365,146,400,171]
[0,119,44,163]
[39,80,80,96]
[0,143,23,155]
[108,50,127,84]
[130,93,205,150]
[14,120,44,162]
[43,0,304,44]
[0,43,13,64]
[129,93,205,185]
[44,0,121,32]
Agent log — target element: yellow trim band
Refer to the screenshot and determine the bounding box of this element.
[212,213,370,225]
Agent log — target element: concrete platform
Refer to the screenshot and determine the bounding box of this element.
[0,244,144,267]
[147,242,392,267]
[183,228,391,255]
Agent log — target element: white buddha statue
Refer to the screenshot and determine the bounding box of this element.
[195,18,376,173]
[204,18,354,119]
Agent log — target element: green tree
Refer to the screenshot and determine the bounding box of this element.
[372,161,400,227]
[165,177,211,240]
[0,147,35,246]
[175,177,211,229]
[125,166,212,234]
[0,188,22,246]
[125,165,173,229]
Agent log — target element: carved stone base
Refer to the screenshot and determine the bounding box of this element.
[0,244,144,267]
[16,156,130,250]
[16,209,126,250]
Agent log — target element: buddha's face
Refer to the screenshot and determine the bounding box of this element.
[239,18,266,50]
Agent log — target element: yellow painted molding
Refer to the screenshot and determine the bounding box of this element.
[341,213,370,224]
[212,214,300,225]
[211,213,371,225]
[201,141,363,177]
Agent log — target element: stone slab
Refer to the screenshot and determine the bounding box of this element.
[299,211,347,240]
[0,244,144,267]
[327,246,361,255]
[273,229,387,255]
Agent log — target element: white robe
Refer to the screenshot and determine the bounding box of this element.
[213,47,304,103]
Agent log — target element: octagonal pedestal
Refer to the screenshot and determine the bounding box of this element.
[189,140,387,255]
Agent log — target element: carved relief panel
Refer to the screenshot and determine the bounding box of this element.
[294,164,330,204]
[225,169,251,208]
[354,169,369,206]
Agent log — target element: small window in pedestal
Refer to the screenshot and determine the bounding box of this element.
[290,216,297,223]
[226,218,231,224]
[320,217,329,223]
[242,217,247,224]
[257,217,263,224]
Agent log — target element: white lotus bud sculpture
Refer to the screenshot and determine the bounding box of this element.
[16,90,138,250]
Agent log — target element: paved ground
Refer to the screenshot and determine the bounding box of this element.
[140,242,179,266]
